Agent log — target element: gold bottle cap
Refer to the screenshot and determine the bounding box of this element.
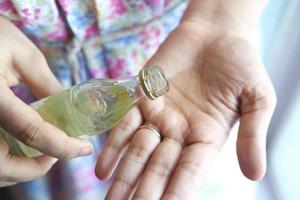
[139,66,170,100]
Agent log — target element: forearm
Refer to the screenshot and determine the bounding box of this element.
[182,0,268,29]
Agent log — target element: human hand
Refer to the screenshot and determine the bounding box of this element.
[95,2,276,200]
[0,17,93,187]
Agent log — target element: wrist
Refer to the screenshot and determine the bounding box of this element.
[182,0,268,33]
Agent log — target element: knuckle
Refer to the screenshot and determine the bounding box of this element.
[242,83,277,113]
[147,161,172,178]
[116,119,135,133]
[106,140,121,151]
[252,84,277,109]
[20,122,44,147]
[126,144,151,165]
[177,160,199,176]
[115,177,134,191]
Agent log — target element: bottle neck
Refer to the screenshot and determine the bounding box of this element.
[134,79,148,104]
[138,66,169,100]
[118,76,147,105]
[126,65,170,105]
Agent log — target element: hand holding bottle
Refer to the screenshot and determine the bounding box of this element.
[0,17,93,187]
[96,1,276,199]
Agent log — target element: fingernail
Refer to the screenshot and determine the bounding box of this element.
[50,158,59,165]
[79,145,94,156]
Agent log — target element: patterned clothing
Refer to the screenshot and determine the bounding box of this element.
[0,0,187,199]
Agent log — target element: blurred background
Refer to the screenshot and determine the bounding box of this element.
[0,0,299,199]
[257,0,300,199]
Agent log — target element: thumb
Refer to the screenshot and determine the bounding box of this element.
[237,83,276,180]
[14,43,63,98]
[0,18,92,159]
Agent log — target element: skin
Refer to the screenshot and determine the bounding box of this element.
[0,17,94,187]
[0,0,276,198]
[95,0,276,199]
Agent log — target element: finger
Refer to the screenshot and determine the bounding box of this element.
[129,102,188,199]
[237,84,276,180]
[0,138,57,182]
[105,127,161,200]
[95,107,142,180]
[14,47,63,98]
[0,19,92,159]
[2,16,63,98]
[161,143,218,200]
[0,155,56,182]
[0,80,93,159]
[140,99,187,143]
[0,181,17,187]
[132,138,182,200]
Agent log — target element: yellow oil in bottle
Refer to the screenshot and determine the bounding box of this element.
[0,66,169,157]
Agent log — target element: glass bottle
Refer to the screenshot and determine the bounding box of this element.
[0,66,169,157]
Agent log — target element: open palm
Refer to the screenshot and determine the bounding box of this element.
[95,22,276,200]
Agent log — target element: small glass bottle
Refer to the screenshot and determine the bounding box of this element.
[0,66,169,157]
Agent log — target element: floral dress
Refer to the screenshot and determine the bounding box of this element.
[0,0,187,199]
